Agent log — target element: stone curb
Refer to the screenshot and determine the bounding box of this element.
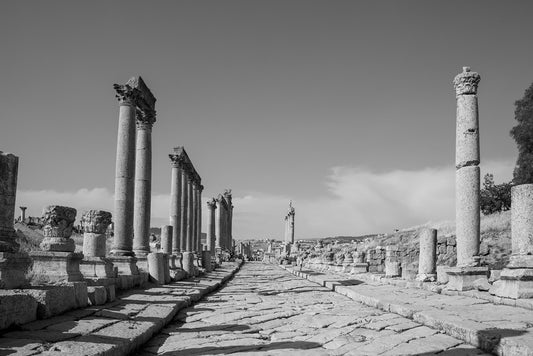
[0,261,243,356]
[281,265,533,356]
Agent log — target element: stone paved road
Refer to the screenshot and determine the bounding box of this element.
[137,262,488,356]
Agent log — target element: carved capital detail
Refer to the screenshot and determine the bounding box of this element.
[453,67,480,96]
[42,205,77,238]
[207,199,217,209]
[81,210,112,234]
[136,108,156,129]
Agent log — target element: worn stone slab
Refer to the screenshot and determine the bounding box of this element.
[284,265,533,355]
[0,262,242,356]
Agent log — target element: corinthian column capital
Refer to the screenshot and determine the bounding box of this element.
[453,67,480,96]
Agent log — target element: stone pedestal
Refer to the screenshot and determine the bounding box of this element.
[136,256,148,272]
[202,250,212,272]
[80,257,115,278]
[162,254,171,284]
[491,184,533,299]
[182,252,195,276]
[108,256,139,276]
[147,252,165,285]
[351,263,369,274]
[445,266,489,291]
[385,246,401,277]
[29,251,84,283]
[417,228,437,282]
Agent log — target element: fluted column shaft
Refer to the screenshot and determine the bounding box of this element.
[133,120,154,256]
[112,101,136,256]
[207,200,216,254]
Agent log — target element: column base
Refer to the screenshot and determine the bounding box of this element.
[385,261,401,277]
[29,251,84,284]
[0,252,31,289]
[79,256,115,278]
[136,255,149,272]
[147,252,166,285]
[182,252,195,276]
[445,266,488,291]
[84,278,116,303]
[39,237,75,252]
[202,250,213,272]
[489,268,533,299]
[351,263,369,274]
[416,273,437,282]
[108,255,139,276]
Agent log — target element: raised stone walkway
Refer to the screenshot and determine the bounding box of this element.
[283,265,533,356]
[0,263,241,356]
[137,262,486,355]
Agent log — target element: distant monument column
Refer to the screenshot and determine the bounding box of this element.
[19,206,27,222]
[491,184,533,298]
[0,152,30,289]
[206,199,217,255]
[169,150,182,254]
[187,177,194,252]
[224,190,233,250]
[447,67,488,290]
[180,166,189,254]
[417,228,437,282]
[133,110,156,262]
[288,202,295,244]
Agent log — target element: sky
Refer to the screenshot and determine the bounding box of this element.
[1,1,532,239]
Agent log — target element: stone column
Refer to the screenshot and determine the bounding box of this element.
[417,228,437,282]
[133,111,156,260]
[186,177,194,252]
[80,210,114,279]
[169,150,182,254]
[147,252,165,285]
[0,152,30,289]
[447,67,488,290]
[490,184,533,298]
[180,168,189,253]
[191,182,198,253]
[30,205,83,283]
[197,185,203,253]
[111,88,137,257]
[19,206,27,223]
[207,199,216,255]
[215,199,222,249]
[385,246,401,277]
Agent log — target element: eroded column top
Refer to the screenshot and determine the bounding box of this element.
[453,67,480,96]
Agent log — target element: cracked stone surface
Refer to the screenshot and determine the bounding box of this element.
[137,262,487,355]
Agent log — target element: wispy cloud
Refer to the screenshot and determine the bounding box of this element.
[15,159,514,239]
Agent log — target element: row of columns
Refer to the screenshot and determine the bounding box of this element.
[210,190,233,252]
[168,147,203,254]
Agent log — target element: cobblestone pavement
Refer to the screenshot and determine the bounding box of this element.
[137,262,487,355]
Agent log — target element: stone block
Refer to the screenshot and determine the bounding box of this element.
[108,255,139,276]
[106,284,116,302]
[445,266,489,291]
[489,268,533,299]
[0,291,37,330]
[22,284,79,319]
[0,252,31,289]
[79,256,115,278]
[147,252,165,285]
[385,261,401,277]
[28,251,83,284]
[87,286,107,306]
[489,269,501,283]
[116,275,135,290]
[436,265,450,284]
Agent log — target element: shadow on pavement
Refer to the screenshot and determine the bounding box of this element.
[157,341,322,355]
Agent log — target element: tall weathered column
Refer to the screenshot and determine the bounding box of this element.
[133,110,156,261]
[207,199,217,255]
[111,83,137,257]
[447,67,488,290]
[169,149,182,254]
[224,190,233,251]
[417,228,437,282]
[288,202,295,244]
[180,167,189,253]
[0,152,30,289]
[490,184,533,298]
[197,185,203,253]
[187,177,194,252]
[191,182,198,253]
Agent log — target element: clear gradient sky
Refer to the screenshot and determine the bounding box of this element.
[1,1,532,239]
